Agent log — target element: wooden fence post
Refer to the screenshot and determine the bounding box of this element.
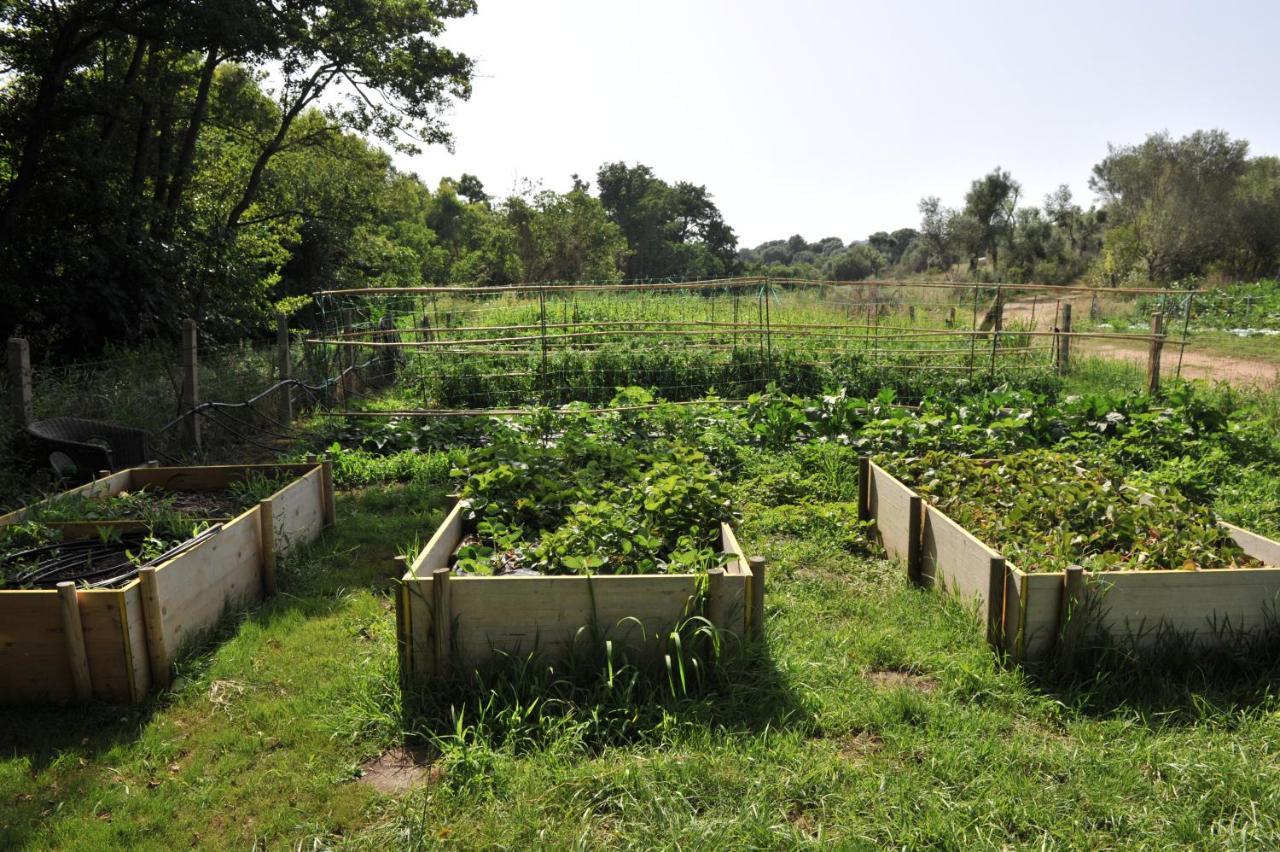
[181,319,200,454]
[56,582,94,701]
[6,337,34,427]
[1056,303,1072,375]
[1147,311,1165,394]
[748,555,767,640]
[277,312,292,427]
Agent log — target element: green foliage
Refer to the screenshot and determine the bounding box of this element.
[896,449,1252,573]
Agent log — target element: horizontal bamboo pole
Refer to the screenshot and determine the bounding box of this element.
[316,276,1199,298]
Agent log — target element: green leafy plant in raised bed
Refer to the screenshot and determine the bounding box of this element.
[445,423,736,576]
[894,449,1255,574]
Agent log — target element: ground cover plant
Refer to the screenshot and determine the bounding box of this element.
[447,420,734,575]
[893,449,1255,573]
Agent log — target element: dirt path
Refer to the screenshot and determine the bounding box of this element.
[1002,294,1280,387]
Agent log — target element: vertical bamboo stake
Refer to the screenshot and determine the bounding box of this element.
[276,312,292,427]
[748,555,767,640]
[968,285,979,376]
[341,309,354,407]
[258,499,277,597]
[181,319,200,454]
[57,581,94,700]
[432,566,451,673]
[1147,311,1165,394]
[6,337,34,427]
[137,568,170,688]
[1057,303,1072,375]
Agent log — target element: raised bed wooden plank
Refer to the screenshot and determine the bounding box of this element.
[920,504,1006,643]
[446,574,702,667]
[1003,567,1062,661]
[78,588,146,703]
[1221,522,1280,566]
[0,592,74,704]
[403,576,434,677]
[0,469,134,527]
[409,502,466,577]
[266,467,326,554]
[148,512,263,670]
[1083,568,1280,647]
[865,461,921,575]
[128,463,318,491]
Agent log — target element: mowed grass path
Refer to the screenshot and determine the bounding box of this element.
[3,480,1279,848]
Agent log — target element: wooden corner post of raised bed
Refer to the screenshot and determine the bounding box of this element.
[56,582,94,701]
[258,499,277,597]
[857,456,871,522]
[432,567,452,674]
[137,568,170,688]
[748,556,767,640]
[321,457,336,527]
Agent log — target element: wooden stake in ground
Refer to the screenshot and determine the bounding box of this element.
[6,337,33,427]
[1147,311,1165,393]
[277,313,292,427]
[1057,303,1072,375]
[181,319,200,454]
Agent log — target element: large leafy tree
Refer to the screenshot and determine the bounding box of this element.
[1090,130,1249,282]
[595,162,739,280]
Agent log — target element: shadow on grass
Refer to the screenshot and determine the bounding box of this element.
[1022,617,1280,725]
[399,630,811,758]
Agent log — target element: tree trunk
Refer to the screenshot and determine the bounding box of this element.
[158,45,220,240]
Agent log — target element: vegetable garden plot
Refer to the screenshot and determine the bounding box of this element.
[396,500,757,680]
[0,462,335,704]
[859,457,1280,663]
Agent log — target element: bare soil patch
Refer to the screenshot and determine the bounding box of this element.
[358,746,442,795]
[866,668,939,693]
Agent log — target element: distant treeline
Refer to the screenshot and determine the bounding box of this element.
[1,2,1277,355]
[741,131,1280,289]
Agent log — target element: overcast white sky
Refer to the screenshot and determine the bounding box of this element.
[398,0,1280,247]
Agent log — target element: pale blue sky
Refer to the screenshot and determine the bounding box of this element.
[402,0,1280,247]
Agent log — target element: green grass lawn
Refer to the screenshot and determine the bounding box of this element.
[4,464,1280,849]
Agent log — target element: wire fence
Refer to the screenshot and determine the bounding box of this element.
[309,277,1198,411]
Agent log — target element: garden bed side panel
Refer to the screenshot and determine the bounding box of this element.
[400,501,467,679]
[128,463,319,492]
[147,511,265,672]
[79,586,150,701]
[1222,522,1280,565]
[920,505,1006,645]
[446,574,707,669]
[1080,568,1280,650]
[864,462,921,577]
[0,469,136,527]
[264,467,327,554]
[1002,567,1062,661]
[0,592,75,703]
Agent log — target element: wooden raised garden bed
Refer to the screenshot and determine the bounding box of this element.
[858,458,1280,662]
[0,461,335,704]
[396,501,761,681]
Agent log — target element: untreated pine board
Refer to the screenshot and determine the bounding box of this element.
[920,504,1005,643]
[77,588,144,703]
[0,469,135,527]
[1085,568,1280,646]
[1221,522,1280,566]
[445,574,701,666]
[866,462,922,576]
[267,468,325,554]
[1004,567,1068,661]
[0,592,75,703]
[405,576,435,676]
[148,512,263,668]
[410,501,466,577]
[128,463,318,492]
